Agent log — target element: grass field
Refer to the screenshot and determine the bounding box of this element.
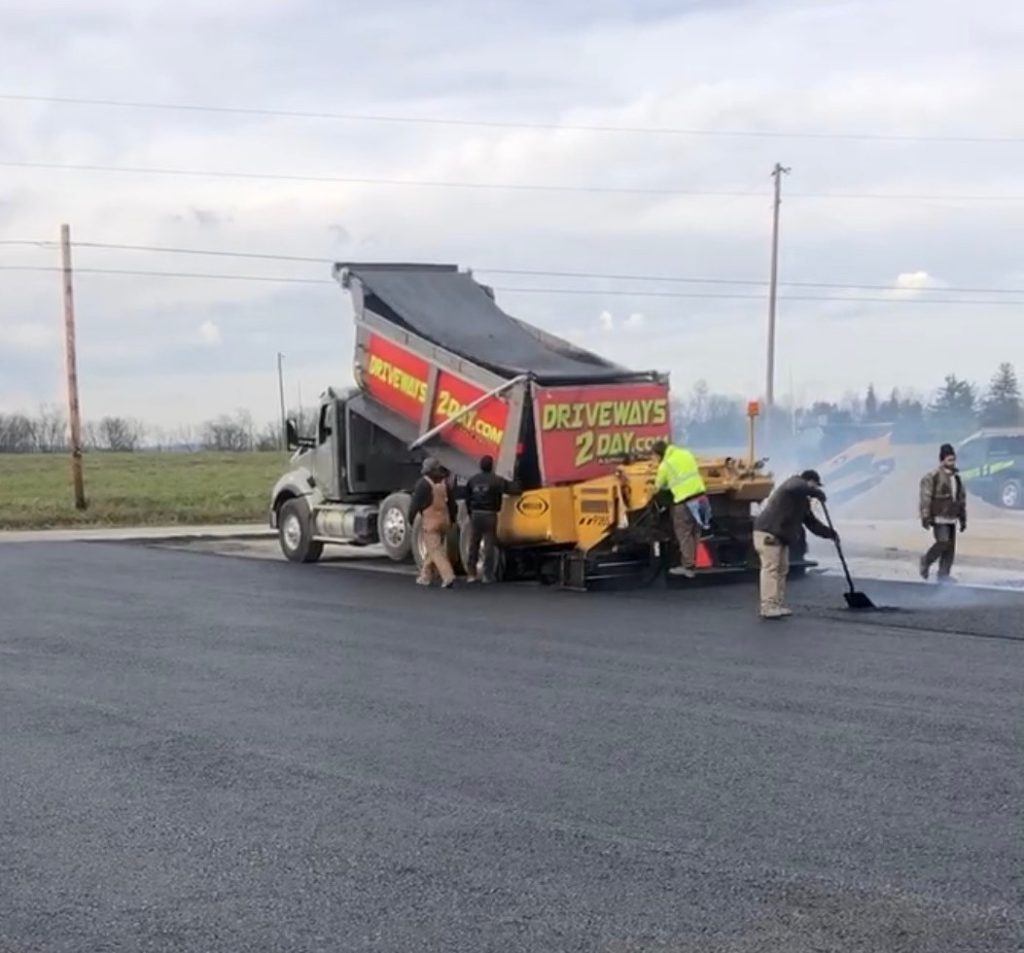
[0,452,289,530]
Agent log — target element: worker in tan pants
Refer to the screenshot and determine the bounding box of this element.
[410,458,457,588]
[753,530,791,617]
[752,469,836,619]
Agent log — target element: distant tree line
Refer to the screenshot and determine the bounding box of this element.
[0,407,289,454]
[673,362,1022,448]
[4,365,1020,454]
[0,407,148,453]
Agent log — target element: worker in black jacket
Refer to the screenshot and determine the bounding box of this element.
[464,454,518,583]
[753,469,837,619]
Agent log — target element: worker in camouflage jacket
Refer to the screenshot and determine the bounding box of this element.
[919,443,967,583]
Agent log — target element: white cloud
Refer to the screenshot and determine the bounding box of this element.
[598,310,614,332]
[197,320,222,346]
[624,312,647,328]
[895,270,939,290]
[889,270,945,301]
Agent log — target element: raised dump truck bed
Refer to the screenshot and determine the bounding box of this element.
[339,263,671,489]
[340,262,650,383]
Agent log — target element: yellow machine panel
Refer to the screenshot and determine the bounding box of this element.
[497,456,772,555]
[498,486,578,547]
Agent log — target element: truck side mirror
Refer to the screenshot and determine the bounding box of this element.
[286,418,300,451]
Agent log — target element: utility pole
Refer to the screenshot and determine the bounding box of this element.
[60,224,87,510]
[765,162,790,411]
[276,352,287,449]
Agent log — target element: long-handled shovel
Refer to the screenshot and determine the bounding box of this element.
[821,502,877,610]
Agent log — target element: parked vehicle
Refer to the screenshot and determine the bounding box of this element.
[957,429,1024,509]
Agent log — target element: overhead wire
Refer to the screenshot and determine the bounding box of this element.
[2,92,1023,144]
[3,238,1024,296]
[2,264,1023,306]
[0,265,330,285]
[1,159,1022,202]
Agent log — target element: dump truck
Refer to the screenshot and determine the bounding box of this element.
[270,263,774,587]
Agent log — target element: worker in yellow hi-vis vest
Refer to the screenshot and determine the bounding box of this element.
[652,439,709,578]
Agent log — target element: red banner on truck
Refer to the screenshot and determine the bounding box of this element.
[364,333,430,422]
[534,382,671,484]
[430,370,509,456]
[364,333,508,455]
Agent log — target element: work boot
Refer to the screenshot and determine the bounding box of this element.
[918,557,929,581]
[669,566,697,578]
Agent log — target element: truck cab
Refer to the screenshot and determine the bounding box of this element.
[270,388,426,563]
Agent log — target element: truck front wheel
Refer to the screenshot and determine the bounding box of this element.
[278,498,323,563]
[379,492,413,562]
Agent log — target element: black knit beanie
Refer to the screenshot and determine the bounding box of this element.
[939,443,955,460]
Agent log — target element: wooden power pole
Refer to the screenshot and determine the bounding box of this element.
[60,224,87,510]
[277,352,287,449]
[765,162,790,411]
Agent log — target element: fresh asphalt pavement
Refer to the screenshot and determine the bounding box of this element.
[1,542,1021,953]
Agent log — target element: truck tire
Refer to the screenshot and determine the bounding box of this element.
[411,515,463,574]
[378,492,413,562]
[999,478,1022,510]
[278,498,323,563]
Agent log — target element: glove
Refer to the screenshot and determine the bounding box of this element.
[921,518,932,530]
[959,520,967,533]
[831,530,840,543]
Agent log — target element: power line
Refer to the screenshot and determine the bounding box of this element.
[5,238,1024,295]
[485,268,1024,296]
[0,265,330,285]
[75,240,327,264]
[2,159,1023,202]
[0,161,768,197]
[492,286,1024,306]
[3,92,1023,144]
[3,264,1023,305]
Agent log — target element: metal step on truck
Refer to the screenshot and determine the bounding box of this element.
[270,262,775,588]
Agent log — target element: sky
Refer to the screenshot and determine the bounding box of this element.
[1,0,1023,430]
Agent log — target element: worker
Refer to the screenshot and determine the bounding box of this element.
[409,457,457,588]
[652,439,709,578]
[753,469,837,619]
[464,454,518,584]
[919,443,966,583]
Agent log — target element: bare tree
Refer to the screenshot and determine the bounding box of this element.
[201,410,254,451]
[34,405,68,452]
[97,416,146,451]
[0,414,36,452]
[255,421,282,451]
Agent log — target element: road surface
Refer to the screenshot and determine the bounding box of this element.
[2,542,1021,952]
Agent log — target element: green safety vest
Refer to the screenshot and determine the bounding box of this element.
[656,445,706,503]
